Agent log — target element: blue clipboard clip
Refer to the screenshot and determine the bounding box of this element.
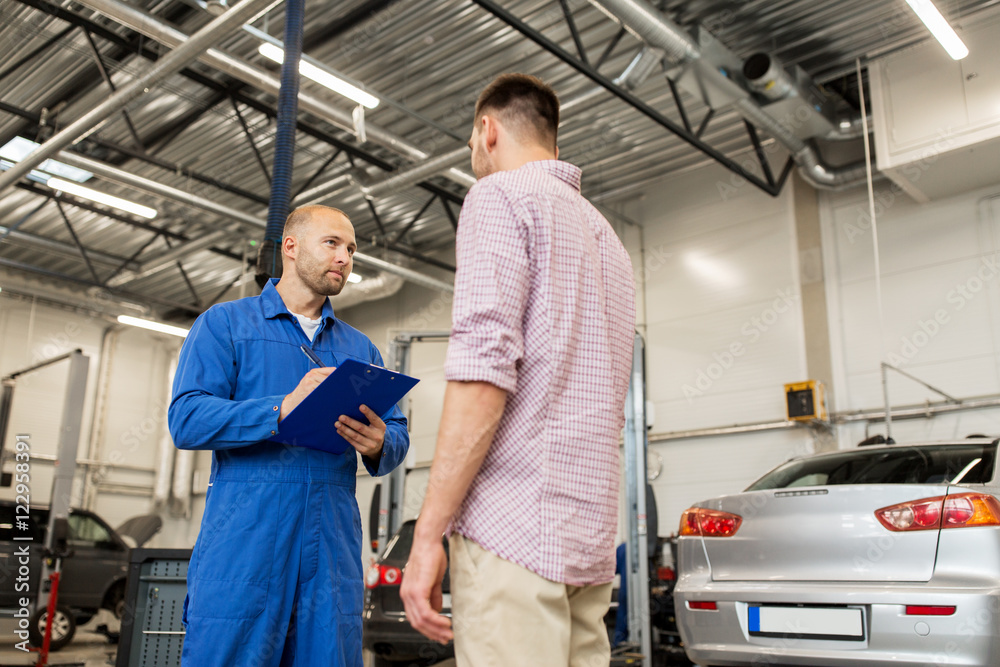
[271,358,418,454]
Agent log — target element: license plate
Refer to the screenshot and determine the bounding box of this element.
[748,606,864,641]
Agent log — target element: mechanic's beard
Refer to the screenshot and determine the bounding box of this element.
[296,252,344,297]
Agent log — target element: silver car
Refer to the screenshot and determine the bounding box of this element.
[674,438,1000,667]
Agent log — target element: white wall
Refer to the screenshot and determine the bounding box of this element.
[0,290,202,547]
[623,163,816,536]
[821,180,1000,447]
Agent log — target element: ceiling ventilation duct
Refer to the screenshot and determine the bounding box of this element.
[742,53,838,141]
[328,270,405,311]
[0,269,151,318]
[587,0,870,189]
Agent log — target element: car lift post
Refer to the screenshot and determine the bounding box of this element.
[36,350,89,615]
[378,331,451,557]
[624,332,652,664]
[1,350,89,661]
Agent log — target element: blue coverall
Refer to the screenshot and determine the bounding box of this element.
[168,279,409,667]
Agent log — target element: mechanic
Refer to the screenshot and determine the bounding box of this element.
[168,205,408,667]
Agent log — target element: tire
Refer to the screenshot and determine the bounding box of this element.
[28,604,77,652]
[105,582,126,619]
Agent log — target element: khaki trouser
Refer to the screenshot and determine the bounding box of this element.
[448,534,613,667]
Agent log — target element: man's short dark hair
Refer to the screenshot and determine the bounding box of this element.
[475,73,559,150]
[283,205,349,240]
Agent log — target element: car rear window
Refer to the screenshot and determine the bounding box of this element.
[747,444,997,490]
[382,521,415,560]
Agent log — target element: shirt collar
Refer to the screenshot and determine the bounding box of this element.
[520,160,582,192]
[261,278,336,324]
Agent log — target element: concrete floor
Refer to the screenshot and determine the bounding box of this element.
[0,613,118,667]
[0,618,456,667]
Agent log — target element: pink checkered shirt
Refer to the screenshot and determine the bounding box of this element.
[444,160,637,586]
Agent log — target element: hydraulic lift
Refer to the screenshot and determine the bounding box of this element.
[1,349,91,666]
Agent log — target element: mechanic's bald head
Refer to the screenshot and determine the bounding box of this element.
[282,205,352,241]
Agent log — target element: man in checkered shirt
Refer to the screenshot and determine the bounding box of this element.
[401,73,637,666]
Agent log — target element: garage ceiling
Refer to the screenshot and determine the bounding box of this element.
[0,0,997,320]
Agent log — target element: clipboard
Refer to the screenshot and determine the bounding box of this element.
[270,358,419,454]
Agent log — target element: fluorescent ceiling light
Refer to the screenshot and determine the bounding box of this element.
[118,315,189,338]
[257,43,380,109]
[0,137,93,183]
[905,0,969,60]
[347,272,362,284]
[47,178,158,219]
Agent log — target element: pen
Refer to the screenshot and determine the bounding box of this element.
[299,344,324,367]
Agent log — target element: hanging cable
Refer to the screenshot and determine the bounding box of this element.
[256,0,305,287]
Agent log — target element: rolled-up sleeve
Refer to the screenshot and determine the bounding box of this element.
[362,342,409,476]
[444,182,531,393]
[168,308,284,450]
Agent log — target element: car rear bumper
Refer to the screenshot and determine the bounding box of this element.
[675,580,1000,667]
[363,611,454,662]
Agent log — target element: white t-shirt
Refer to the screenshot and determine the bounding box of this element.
[292,312,322,342]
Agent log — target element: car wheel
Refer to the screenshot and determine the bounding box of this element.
[104,581,127,619]
[28,604,77,651]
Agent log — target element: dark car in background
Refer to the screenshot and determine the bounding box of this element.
[363,519,453,667]
[0,500,161,650]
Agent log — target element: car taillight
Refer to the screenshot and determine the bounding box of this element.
[679,508,742,537]
[876,493,1000,532]
[365,564,403,589]
[381,565,402,586]
[943,493,1000,527]
[687,601,718,611]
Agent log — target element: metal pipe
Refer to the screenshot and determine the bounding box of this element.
[587,0,869,190]
[57,151,264,228]
[824,112,872,142]
[71,0,474,189]
[302,49,681,207]
[56,152,454,292]
[590,0,699,63]
[82,326,119,510]
[25,451,155,473]
[154,349,179,508]
[0,0,281,196]
[649,420,802,443]
[292,174,353,208]
[835,395,1000,424]
[882,362,959,404]
[353,253,454,293]
[242,24,461,143]
[623,333,651,664]
[106,230,232,287]
[742,53,797,102]
[0,222,136,269]
[647,395,1000,444]
[361,149,472,200]
[3,349,84,380]
[881,362,893,442]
